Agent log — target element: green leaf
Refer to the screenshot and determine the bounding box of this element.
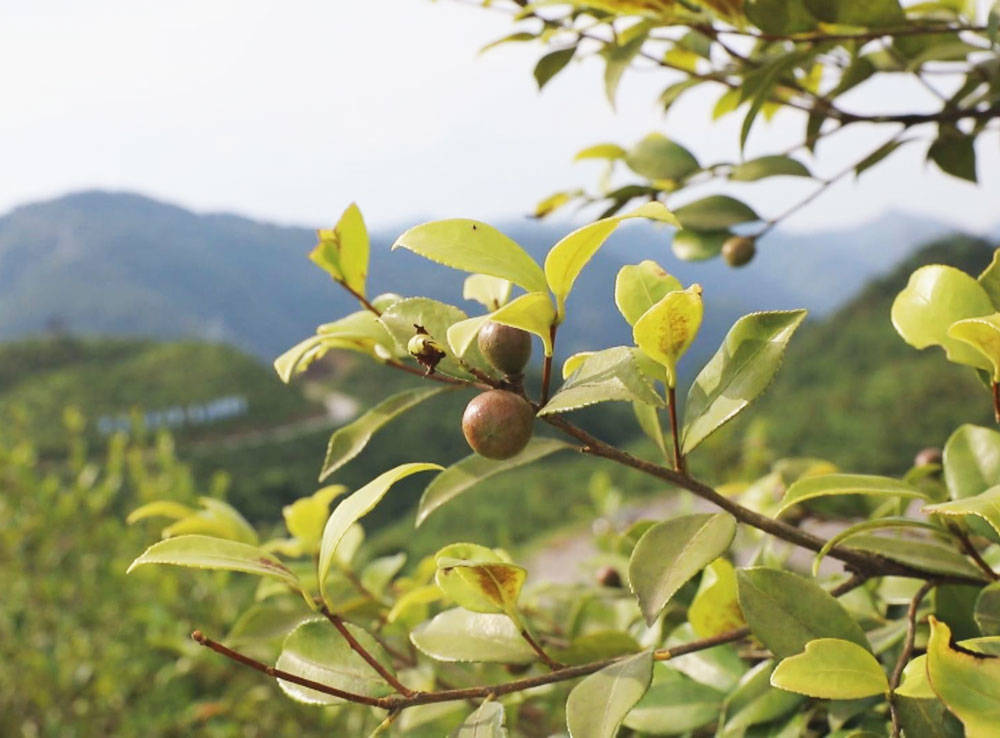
[566,650,653,738]
[226,601,311,648]
[745,0,817,34]
[545,203,678,319]
[897,635,1000,699]
[925,485,1000,537]
[623,665,725,734]
[805,0,904,26]
[736,568,869,658]
[575,142,627,161]
[689,558,746,638]
[730,155,810,181]
[309,203,369,296]
[490,291,557,356]
[392,220,546,293]
[155,498,258,544]
[771,638,889,699]
[318,463,441,601]
[446,314,491,360]
[534,47,575,90]
[811,517,947,576]
[603,30,647,108]
[614,260,683,326]
[927,616,1000,737]
[976,582,1000,636]
[776,473,926,516]
[463,274,512,310]
[282,485,346,552]
[928,130,978,182]
[682,310,807,454]
[127,500,196,524]
[633,401,668,458]
[410,608,537,663]
[360,552,407,598]
[978,250,1000,311]
[629,513,737,625]
[275,618,394,705]
[673,195,760,231]
[949,314,1000,381]
[455,701,507,738]
[551,631,641,667]
[633,284,704,388]
[895,695,965,738]
[891,265,995,370]
[718,659,804,734]
[319,387,446,481]
[840,534,984,579]
[273,335,329,384]
[671,229,731,262]
[127,534,301,590]
[539,346,664,416]
[944,424,1000,500]
[624,133,700,182]
[416,438,572,526]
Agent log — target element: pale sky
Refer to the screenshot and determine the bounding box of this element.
[1,0,997,234]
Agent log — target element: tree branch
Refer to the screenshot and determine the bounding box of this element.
[318,603,416,696]
[889,580,937,738]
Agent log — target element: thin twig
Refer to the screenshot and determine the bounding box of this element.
[667,385,684,474]
[519,628,564,670]
[948,522,1000,581]
[341,281,383,317]
[992,381,1000,424]
[318,604,416,697]
[540,325,557,406]
[889,580,937,738]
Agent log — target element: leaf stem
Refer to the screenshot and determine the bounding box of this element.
[992,381,1000,424]
[666,385,685,474]
[519,627,564,671]
[888,580,937,738]
[948,522,1000,581]
[318,603,416,697]
[340,280,382,317]
[540,324,557,406]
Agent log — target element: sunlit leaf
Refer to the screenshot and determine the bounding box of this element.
[926,616,1000,737]
[282,485,346,552]
[689,558,745,638]
[776,473,926,516]
[924,485,1000,537]
[624,133,699,181]
[949,314,1000,381]
[633,284,703,388]
[410,608,536,663]
[539,346,664,415]
[673,195,759,231]
[309,203,369,296]
[490,291,557,356]
[771,638,888,699]
[463,274,512,310]
[614,260,683,326]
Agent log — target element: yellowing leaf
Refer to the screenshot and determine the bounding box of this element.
[544,203,678,320]
[891,264,994,371]
[633,285,704,387]
[924,485,1000,538]
[463,274,512,310]
[689,558,745,638]
[949,314,1000,381]
[490,292,557,356]
[282,486,346,551]
[771,639,888,699]
[309,203,369,296]
[927,617,1000,737]
[562,351,595,380]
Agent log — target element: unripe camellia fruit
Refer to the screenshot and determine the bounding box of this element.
[461,389,533,459]
[722,236,756,267]
[477,321,532,376]
[596,565,622,589]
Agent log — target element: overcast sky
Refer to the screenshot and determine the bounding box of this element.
[2,0,997,234]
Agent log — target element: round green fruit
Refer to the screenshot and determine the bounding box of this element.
[477,321,532,376]
[722,236,756,267]
[461,389,534,459]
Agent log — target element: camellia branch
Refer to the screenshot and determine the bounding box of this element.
[666,385,685,474]
[947,522,1000,582]
[540,325,557,406]
[888,580,937,738]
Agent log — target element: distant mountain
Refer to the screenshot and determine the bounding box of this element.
[729,234,998,476]
[0,190,978,371]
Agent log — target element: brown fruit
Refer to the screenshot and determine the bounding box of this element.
[461,389,534,459]
[477,321,532,376]
[596,565,622,588]
[914,447,943,468]
[722,236,756,267]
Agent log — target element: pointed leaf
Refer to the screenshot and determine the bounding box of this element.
[275,618,394,705]
[633,285,703,388]
[683,310,807,454]
[926,617,1000,737]
[776,473,927,516]
[410,608,537,663]
[771,638,888,699]
[318,463,441,600]
[454,701,507,738]
[925,485,1000,537]
[629,513,737,625]
[614,260,682,326]
[841,534,984,580]
[392,220,546,293]
[416,438,572,526]
[811,517,946,576]
[539,346,664,416]
[673,195,759,231]
[624,133,699,181]
[320,387,446,481]
[891,265,994,370]
[309,202,369,296]
[736,568,869,658]
[534,47,575,90]
[566,651,653,738]
[545,203,678,319]
[490,292,557,356]
[127,534,301,590]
